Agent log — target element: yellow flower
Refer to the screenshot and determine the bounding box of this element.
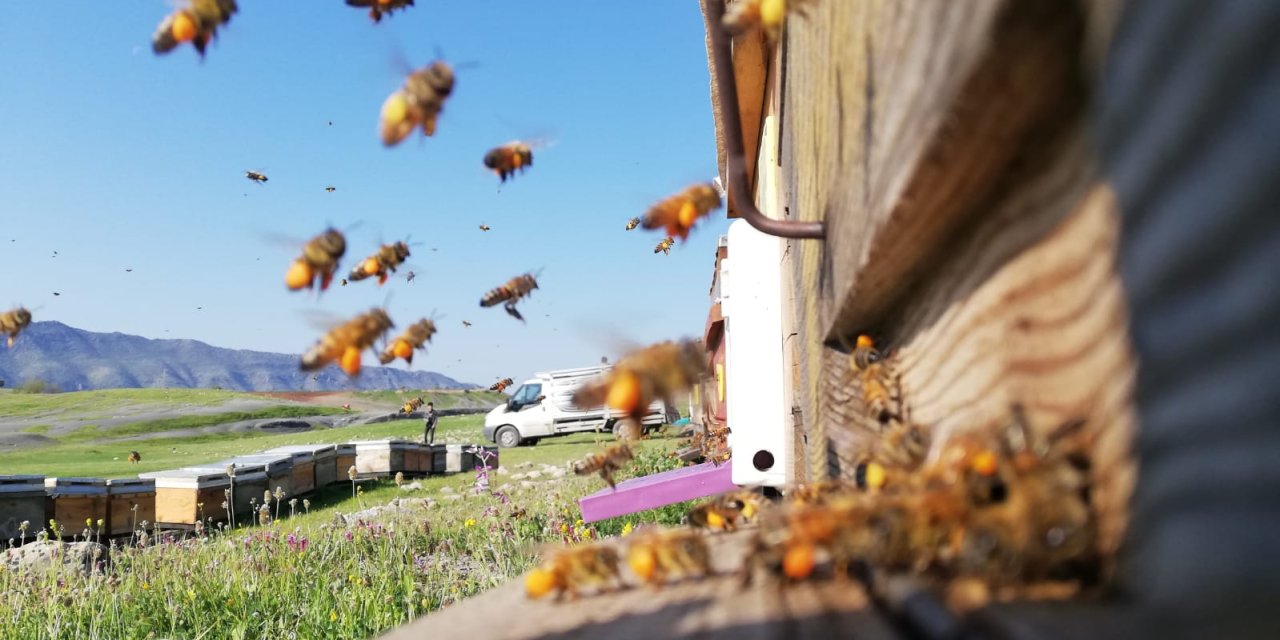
[225,598,235,606]
[559,523,568,534]
[141,582,150,591]
[575,519,584,526]
[330,610,338,623]
[621,522,634,537]
[349,574,359,584]
[583,529,593,539]
[186,590,196,601]
[464,518,476,528]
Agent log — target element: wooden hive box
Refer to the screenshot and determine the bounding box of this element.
[44,477,108,539]
[225,454,295,499]
[352,440,411,477]
[267,444,335,489]
[0,475,46,542]
[437,444,476,474]
[425,444,447,474]
[183,462,268,521]
[334,443,356,481]
[139,469,231,527]
[403,442,430,476]
[105,478,155,537]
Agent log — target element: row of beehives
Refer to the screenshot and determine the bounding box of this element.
[0,440,497,541]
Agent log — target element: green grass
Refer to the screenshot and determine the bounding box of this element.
[0,388,258,418]
[0,418,693,640]
[56,406,345,443]
[19,424,52,435]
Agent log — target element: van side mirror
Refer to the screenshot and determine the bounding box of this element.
[535,395,546,403]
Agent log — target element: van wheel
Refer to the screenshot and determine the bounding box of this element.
[496,426,522,448]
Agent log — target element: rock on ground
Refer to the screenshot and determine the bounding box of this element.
[2,541,109,574]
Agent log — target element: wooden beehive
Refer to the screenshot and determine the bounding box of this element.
[105,478,155,537]
[226,454,295,500]
[139,469,231,527]
[425,444,447,474]
[334,443,356,481]
[44,477,108,539]
[182,462,268,521]
[437,444,476,474]
[352,440,411,477]
[403,442,430,475]
[264,445,320,494]
[0,475,46,542]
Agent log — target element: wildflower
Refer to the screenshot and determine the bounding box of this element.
[19,521,28,533]
[464,519,476,528]
[621,522,634,537]
[303,499,311,512]
[330,610,338,623]
[559,523,568,534]
[226,598,235,606]
[96,519,104,528]
[221,501,230,512]
[141,582,150,590]
[225,464,236,477]
[86,518,93,527]
[186,589,196,601]
[395,472,405,487]
[348,466,357,482]
[263,490,273,505]
[274,487,285,501]
[258,505,271,526]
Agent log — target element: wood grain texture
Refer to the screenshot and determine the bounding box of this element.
[107,494,155,536]
[155,487,226,526]
[0,495,46,540]
[47,495,108,537]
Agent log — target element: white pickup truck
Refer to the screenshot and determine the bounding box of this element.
[482,365,674,448]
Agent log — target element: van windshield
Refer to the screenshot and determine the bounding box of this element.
[511,383,542,406]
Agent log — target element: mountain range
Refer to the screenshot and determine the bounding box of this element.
[0,322,471,392]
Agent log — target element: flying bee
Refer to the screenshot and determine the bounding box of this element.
[152,0,237,58]
[0,306,32,348]
[340,278,348,287]
[462,320,472,328]
[480,272,539,322]
[722,0,813,40]
[850,334,903,426]
[285,227,347,292]
[654,237,675,255]
[626,527,713,586]
[401,396,425,414]
[572,443,634,489]
[381,60,455,146]
[406,271,416,283]
[378,318,437,366]
[483,141,534,183]
[572,339,708,440]
[479,224,491,232]
[299,308,394,376]
[524,544,623,601]
[127,451,142,464]
[244,170,267,184]
[325,186,336,192]
[489,378,514,392]
[348,241,410,286]
[686,490,765,531]
[625,217,640,231]
[641,183,722,241]
[345,0,414,23]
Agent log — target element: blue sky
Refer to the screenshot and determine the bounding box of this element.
[0,1,726,388]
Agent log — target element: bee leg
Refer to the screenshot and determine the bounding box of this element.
[378,273,389,286]
[505,303,525,323]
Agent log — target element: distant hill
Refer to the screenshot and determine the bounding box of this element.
[0,322,472,392]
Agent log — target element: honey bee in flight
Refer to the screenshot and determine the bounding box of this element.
[151,0,237,58]
[524,544,623,601]
[686,490,764,532]
[245,170,267,184]
[325,186,336,193]
[401,396,425,414]
[850,334,902,426]
[0,306,33,348]
[625,217,640,231]
[483,141,534,183]
[462,320,472,328]
[345,0,414,23]
[300,308,393,376]
[127,451,142,464]
[489,378,514,393]
[378,318,437,366]
[641,183,722,241]
[572,339,707,440]
[480,272,539,322]
[654,237,674,255]
[381,61,455,146]
[285,228,346,292]
[722,0,812,40]
[479,224,491,232]
[573,443,634,489]
[348,241,410,286]
[626,527,714,586]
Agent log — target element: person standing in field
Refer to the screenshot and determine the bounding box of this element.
[423,402,438,445]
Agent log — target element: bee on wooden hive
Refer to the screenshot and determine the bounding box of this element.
[722,0,812,41]
[348,240,410,286]
[625,217,640,231]
[572,443,634,489]
[479,272,539,322]
[850,334,903,427]
[345,0,414,23]
[785,479,861,505]
[378,318,437,366]
[686,490,764,531]
[0,306,32,348]
[400,396,425,414]
[285,227,347,292]
[151,0,237,58]
[572,339,708,440]
[641,183,722,241]
[626,527,713,586]
[483,141,534,183]
[654,237,675,255]
[299,308,394,376]
[742,495,875,585]
[244,170,267,184]
[524,544,623,601]
[489,377,513,392]
[380,61,455,146]
[127,451,142,464]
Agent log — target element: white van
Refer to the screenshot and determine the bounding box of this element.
[482,365,673,447]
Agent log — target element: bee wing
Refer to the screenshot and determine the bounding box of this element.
[297,309,349,332]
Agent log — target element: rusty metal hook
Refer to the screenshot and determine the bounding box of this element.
[704,0,825,239]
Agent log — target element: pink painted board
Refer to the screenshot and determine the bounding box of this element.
[578,462,736,523]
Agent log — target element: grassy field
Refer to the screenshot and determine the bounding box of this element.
[0,415,694,640]
[0,388,257,419]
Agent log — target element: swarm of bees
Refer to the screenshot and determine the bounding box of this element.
[480,272,539,322]
[525,525,713,601]
[484,141,534,183]
[0,307,32,348]
[400,396,425,415]
[152,0,238,58]
[346,0,414,23]
[381,60,455,146]
[654,237,675,255]
[378,318,437,366]
[686,489,763,531]
[244,170,267,184]
[299,307,393,376]
[489,377,514,393]
[641,183,723,242]
[127,451,142,464]
[348,241,410,286]
[572,443,634,489]
[285,228,346,292]
[572,339,708,441]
